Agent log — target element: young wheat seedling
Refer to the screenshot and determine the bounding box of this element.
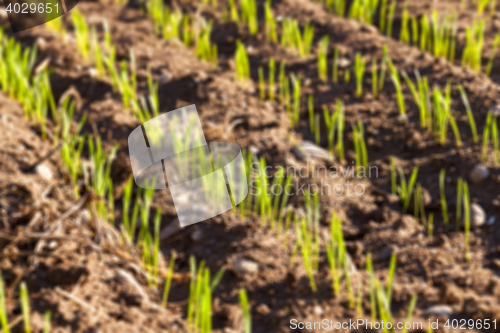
[388,60,406,116]
[318,36,329,82]
[354,53,367,98]
[439,169,449,231]
[235,40,251,82]
[457,85,479,144]
[333,47,339,83]
[462,181,471,262]
[372,59,378,99]
[239,289,252,333]
[456,177,463,231]
[352,121,368,171]
[20,282,31,333]
[162,252,177,307]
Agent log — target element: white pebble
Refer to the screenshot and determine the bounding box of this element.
[35,163,53,181]
[469,164,490,184]
[232,258,258,274]
[425,305,453,317]
[463,203,486,228]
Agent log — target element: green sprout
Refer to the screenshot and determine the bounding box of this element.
[20,282,31,333]
[354,53,367,98]
[386,252,397,308]
[187,257,225,333]
[71,10,91,62]
[395,166,419,213]
[0,275,9,333]
[318,36,329,82]
[326,211,343,297]
[386,0,396,37]
[281,19,314,58]
[86,135,118,221]
[379,0,388,33]
[378,44,388,92]
[195,21,218,66]
[291,74,301,125]
[241,0,258,35]
[332,47,340,83]
[481,110,499,164]
[324,100,345,158]
[294,191,320,292]
[401,295,418,333]
[428,213,434,238]
[387,60,406,116]
[457,85,478,144]
[239,289,252,333]
[482,110,499,164]
[352,121,368,171]
[462,19,486,72]
[269,58,275,102]
[264,0,278,43]
[235,40,251,82]
[456,177,463,231]
[439,169,449,231]
[308,95,315,134]
[462,181,471,262]
[365,253,376,322]
[399,4,410,44]
[162,252,177,307]
[372,58,378,99]
[344,69,351,83]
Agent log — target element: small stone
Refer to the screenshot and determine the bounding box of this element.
[232,258,258,274]
[47,240,58,249]
[249,145,259,155]
[463,203,486,228]
[36,37,47,51]
[469,164,490,184]
[88,67,98,77]
[425,305,453,317]
[35,163,53,181]
[313,305,324,316]
[290,141,334,164]
[337,58,351,69]
[256,303,271,315]
[397,114,408,123]
[191,229,203,241]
